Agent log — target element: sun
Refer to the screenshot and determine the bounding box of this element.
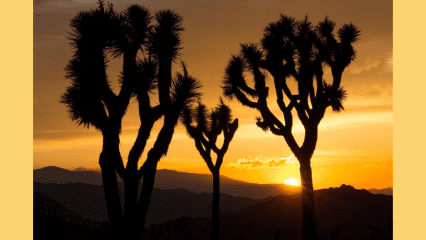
[284,177,300,186]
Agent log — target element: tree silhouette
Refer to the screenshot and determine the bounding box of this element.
[61,1,201,239]
[182,100,238,240]
[150,224,164,240]
[174,217,189,240]
[222,15,360,240]
[275,230,282,240]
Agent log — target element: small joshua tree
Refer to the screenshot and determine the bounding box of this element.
[222,15,360,240]
[182,100,238,240]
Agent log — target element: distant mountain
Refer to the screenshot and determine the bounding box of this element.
[33,166,391,199]
[34,166,105,185]
[152,169,300,199]
[367,187,393,195]
[73,167,95,171]
[34,166,299,199]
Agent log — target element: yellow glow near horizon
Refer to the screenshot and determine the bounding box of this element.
[284,177,300,186]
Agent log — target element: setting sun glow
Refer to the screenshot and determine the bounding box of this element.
[284,178,300,186]
[32,0,393,191]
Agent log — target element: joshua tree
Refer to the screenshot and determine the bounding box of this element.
[61,1,201,239]
[275,230,282,240]
[174,217,189,240]
[150,224,164,240]
[222,15,360,240]
[182,100,238,240]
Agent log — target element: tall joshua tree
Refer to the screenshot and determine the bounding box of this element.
[182,100,238,240]
[222,15,360,240]
[61,1,201,239]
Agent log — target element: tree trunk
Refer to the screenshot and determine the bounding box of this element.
[99,147,122,239]
[137,159,159,233]
[331,67,343,92]
[299,160,316,240]
[212,170,220,240]
[99,130,124,240]
[123,174,140,240]
[158,57,172,107]
[135,112,180,235]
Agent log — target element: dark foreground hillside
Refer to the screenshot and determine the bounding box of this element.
[143,185,392,240]
[34,192,109,240]
[221,184,392,240]
[33,167,392,239]
[34,183,392,240]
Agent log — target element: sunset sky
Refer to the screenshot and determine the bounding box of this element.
[33,0,393,189]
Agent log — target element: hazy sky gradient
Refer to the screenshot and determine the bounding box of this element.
[34,0,392,189]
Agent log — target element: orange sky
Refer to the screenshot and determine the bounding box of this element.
[33,0,392,189]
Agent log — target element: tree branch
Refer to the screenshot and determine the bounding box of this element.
[234,87,258,109]
[295,102,309,126]
[127,119,156,171]
[117,51,138,118]
[257,94,285,136]
[218,119,238,155]
[115,158,127,180]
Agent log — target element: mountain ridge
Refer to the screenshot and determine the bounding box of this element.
[34,166,392,198]
[34,166,300,199]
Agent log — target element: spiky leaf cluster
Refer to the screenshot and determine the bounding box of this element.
[171,62,202,110]
[321,82,347,113]
[147,9,184,61]
[133,57,158,98]
[63,2,113,131]
[222,15,361,129]
[61,81,108,130]
[316,17,360,69]
[110,5,153,57]
[184,100,233,141]
[222,55,247,100]
[182,99,238,173]
[69,6,113,52]
[62,3,198,132]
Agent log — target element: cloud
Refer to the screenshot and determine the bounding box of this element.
[227,155,297,169]
[348,50,392,75]
[363,163,392,168]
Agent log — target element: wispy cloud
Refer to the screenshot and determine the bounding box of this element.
[227,155,297,169]
[33,131,191,151]
[363,163,392,168]
[347,37,392,73]
[348,51,392,74]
